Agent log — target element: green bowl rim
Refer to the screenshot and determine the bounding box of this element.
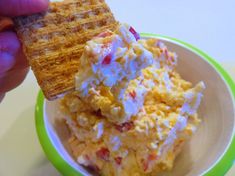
[35,33,235,176]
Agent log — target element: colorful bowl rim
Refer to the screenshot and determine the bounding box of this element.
[35,33,235,176]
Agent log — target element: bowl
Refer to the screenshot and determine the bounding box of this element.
[35,34,235,176]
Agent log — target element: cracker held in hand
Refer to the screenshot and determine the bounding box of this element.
[14,0,118,100]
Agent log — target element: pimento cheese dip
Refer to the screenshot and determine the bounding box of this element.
[60,24,205,176]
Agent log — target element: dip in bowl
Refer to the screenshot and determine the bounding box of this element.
[35,34,235,176]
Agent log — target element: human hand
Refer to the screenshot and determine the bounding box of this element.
[0,0,49,102]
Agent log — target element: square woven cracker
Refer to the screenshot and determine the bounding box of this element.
[14,0,118,100]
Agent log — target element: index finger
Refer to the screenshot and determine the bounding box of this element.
[0,0,49,17]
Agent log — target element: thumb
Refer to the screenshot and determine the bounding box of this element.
[0,0,49,17]
[0,32,20,73]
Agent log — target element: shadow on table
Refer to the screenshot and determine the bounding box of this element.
[0,106,60,176]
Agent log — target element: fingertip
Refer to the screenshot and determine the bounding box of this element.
[0,32,22,73]
[0,32,21,55]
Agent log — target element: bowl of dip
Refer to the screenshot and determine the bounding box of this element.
[35,34,235,176]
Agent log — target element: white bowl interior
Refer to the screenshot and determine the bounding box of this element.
[43,38,235,176]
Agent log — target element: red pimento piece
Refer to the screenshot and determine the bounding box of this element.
[123,122,134,131]
[115,122,134,132]
[85,154,90,160]
[115,124,123,132]
[114,157,122,165]
[102,54,112,65]
[141,153,158,172]
[129,26,140,40]
[87,164,100,172]
[97,31,113,38]
[148,153,158,161]
[129,90,137,99]
[141,159,148,172]
[96,147,110,161]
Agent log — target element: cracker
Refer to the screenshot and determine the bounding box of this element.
[14,0,118,100]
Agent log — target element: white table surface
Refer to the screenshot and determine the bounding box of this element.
[0,0,234,175]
